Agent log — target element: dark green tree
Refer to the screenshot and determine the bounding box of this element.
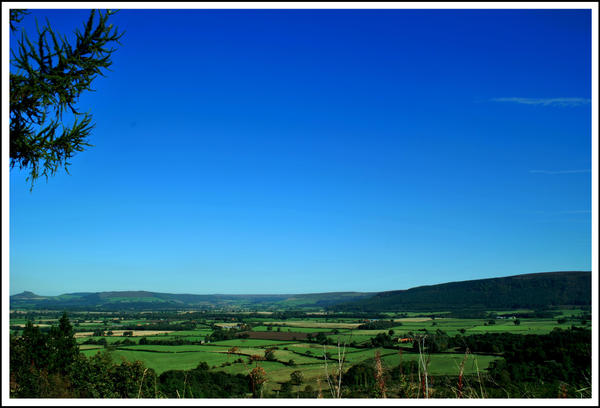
[18,320,50,367]
[69,351,118,398]
[301,384,315,397]
[290,370,304,386]
[315,332,327,344]
[279,381,293,397]
[10,315,79,397]
[10,322,49,397]
[10,9,123,188]
[111,360,157,398]
[264,348,276,361]
[47,312,79,375]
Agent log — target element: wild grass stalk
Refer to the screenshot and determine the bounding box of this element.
[323,333,350,398]
[316,377,323,398]
[455,355,490,398]
[416,335,431,398]
[575,371,592,398]
[457,348,469,398]
[474,356,486,398]
[137,367,148,398]
[323,345,336,398]
[374,349,386,398]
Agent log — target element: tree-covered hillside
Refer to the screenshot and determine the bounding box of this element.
[330,271,591,312]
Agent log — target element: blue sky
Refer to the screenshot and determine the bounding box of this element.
[9,9,592,295]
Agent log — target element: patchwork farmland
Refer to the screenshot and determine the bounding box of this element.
[10,304,591,397]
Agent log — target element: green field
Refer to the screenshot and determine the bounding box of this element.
[165,329,213,336]
[79,344,104,351]
[283,343,360,355]
[326,333,376,345]
[216,361,330,392]
[76,336,127,344]
[117,345,230,353]
[81,341,501,394]
[82,349,233,373]
[207,339,295,348]
[380,352,500,376]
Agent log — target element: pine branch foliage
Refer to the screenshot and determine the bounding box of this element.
[10,9,123,188]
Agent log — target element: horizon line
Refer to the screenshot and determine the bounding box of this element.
[10,270,591,297]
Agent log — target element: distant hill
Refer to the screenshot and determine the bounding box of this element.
[9,290,374,311]
[11,271,591,312]
[330,271,591,312]
[11,291,48,300]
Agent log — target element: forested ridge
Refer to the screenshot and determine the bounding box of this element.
[331,271,591,312]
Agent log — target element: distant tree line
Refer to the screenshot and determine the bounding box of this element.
[118,321,198,331]
[357,320,397,330]
[205,326,251,343]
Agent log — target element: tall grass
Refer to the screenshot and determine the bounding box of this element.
[415,335,431,398]
[323,335,350,398]
[374,350,386,398]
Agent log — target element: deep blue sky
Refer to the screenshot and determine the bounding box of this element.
[9,9,592,295]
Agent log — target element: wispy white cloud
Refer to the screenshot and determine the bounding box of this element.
[491,97,590,107]
[529,169,590,175]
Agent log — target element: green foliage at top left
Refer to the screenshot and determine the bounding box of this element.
[10,9,123,188]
